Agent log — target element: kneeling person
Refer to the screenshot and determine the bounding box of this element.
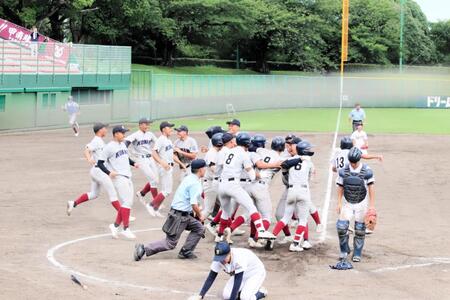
[191,242,268,300]
[134,159,207,260]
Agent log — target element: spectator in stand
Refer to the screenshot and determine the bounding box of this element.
[30,26,39,57]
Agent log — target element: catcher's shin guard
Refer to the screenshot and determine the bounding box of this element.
[336,220,351,258]
[353,221,366,260]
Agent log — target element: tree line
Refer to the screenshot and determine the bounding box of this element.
[1,0,449,72]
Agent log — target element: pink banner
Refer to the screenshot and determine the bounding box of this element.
[0,18,69,65]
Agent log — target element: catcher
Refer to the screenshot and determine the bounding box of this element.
[336,147,377,263]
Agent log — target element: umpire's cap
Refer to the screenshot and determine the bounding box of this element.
[112,125,129,134]
[191,159,207,172]
[213,241,231,262]
[93,122,108,133]
[160,121,175,131]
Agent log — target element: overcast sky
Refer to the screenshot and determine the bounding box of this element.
[414,0,449,22]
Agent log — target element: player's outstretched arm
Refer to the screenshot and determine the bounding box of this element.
[229,272,244,300]
[197,270,218,299]
[152,150,169,170]
[362,153,383,162]
[173,154,186,169]
[83,147,95,165]
[368,183,375,209]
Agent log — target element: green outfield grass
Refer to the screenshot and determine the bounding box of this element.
[171,108,450,134]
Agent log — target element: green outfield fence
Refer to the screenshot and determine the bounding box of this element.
[129,69,450,121]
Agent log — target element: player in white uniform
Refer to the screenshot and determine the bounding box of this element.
[226,119,241,136]
[97,125,138,240]
[174,125,199,179]
[217,132,275,243]
[146,121,185,217]
[271,141,315,252]
[125,118,159,206]
[336,147,376,262]
[66,123,121,215]
[62,96,80,136]
[190,242,268,300]
[350,121,368,154]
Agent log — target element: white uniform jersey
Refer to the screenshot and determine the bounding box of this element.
[216,146,232,178]
[331,148,350,171]
[204,147,220,180]
[126,130,157,157]
[221,146,252,179]
[101,141,132,177]
[154,135,174,164]
[210,248,265,278]
[64,101,79,114]
[256,148,281,181]
[174,136,199,164]
[240,152,261,181]
[287,155,314,187]
[86,136,105,163]
[280,149,291,159]
[351,130,368,149]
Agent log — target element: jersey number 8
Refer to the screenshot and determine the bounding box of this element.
[225,153,234,164]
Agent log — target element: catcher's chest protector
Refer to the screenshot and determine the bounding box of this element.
[341,165,369,204]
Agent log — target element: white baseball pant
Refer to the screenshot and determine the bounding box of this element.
[339,198,368,223]
[136,157,159,186]
[280,186,311,227]
[112,175,134,209]
[218,181,257,219]
[202,178,219,218]
[87,167,118,201]
[247,181,272,221]
[222,269,266,300]
[158,166,173,197]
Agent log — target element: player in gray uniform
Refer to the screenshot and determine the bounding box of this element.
[336,147,376,262]
[202,133,223,221]
[271,141,315,252]
[125,118,159,206]
[62,96,80,136]
[67,123,121,215]
[146,121,185,217]
[217,132,276,243]
[97,125,138,240]
[174,125,199,179]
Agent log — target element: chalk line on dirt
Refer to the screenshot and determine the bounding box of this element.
[46,227,215,298]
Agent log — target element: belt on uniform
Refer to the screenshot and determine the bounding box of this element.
[257,180,267,185]
[288,184,308,188]
[168,162,174,166]
[141,154,151,158]
[171,208,194,217]
[240,179,251,183]
[181,164,191,169]
[203,177,219,182]
[352,120,362,123]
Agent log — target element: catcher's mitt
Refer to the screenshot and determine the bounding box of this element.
[365,208,377,231]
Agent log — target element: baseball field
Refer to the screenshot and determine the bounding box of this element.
[1,107,449,300]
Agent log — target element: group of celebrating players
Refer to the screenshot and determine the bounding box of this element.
[66,111,381,299]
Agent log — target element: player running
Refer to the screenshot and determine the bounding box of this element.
[125,118,159,206]
[336,147,376,262]
[97,125,138,240]
[62,96,80,136]
[189,241,268,300]
[146,121,185,217]
[67,123,121,216]
[174,125,199,179]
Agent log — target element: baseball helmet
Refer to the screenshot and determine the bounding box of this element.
[211,133,224,147]
[296,140,314,156]
[271,136,285,152]
[205,126,225,139]
[251,134,266,149]
[236,132,251,147]
[340,136,353,150]
[348,147,362,163]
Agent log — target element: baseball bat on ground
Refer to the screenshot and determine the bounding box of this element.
[71,274,88,290]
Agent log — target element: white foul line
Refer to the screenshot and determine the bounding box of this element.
[46,227,215,298]
[370,257,450,273]
[319,78,344,243]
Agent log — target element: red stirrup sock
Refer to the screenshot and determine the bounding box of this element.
[293,225,306,243]
[140,183,151,196]
[250,213,264,233]
[310,210,321,225]
[111,200,121,212]
[212,210,223,224]
[250,221,256,239]
[272,221,286,237]
[304,224,309,240]
[121,207,131,229]
[282,225,291,237]
[114,210,122,226]
[74,193,89,207]
[230,216,246,232]
[150,187,158,199]
[151,193,165,209]
[218,218,228,235]
[263,219,270,231]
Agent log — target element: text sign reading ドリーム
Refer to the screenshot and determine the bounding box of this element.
[427,96,450,108]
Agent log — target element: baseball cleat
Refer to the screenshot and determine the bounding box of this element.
[257,231,276,240]
[232,229,246,236]
[145,203,157,217]
[134,244,145,261]
[277,236,293,245]
[136,191,146,205]
[121,228,136,239]
[214,234,223,243]
[74,132,79,137]
[259,286,268,297]
[154,210,164,218]
[205,223,217,236]
[109,224,119,239]
[301,240,312,250]
[365,228,374,235]
[352,255,361,262]
[289,242,304,252]
[316,224,324,233]
[66,201,75,216]
[223,228,234,244]
[248,238,265,248]
[265,240,274,251]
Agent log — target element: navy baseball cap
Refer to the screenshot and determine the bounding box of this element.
[191,159,206,171]
[112,125,129,134]
[93,122,108,133]
[175,125,189,132]
[286,135,302,145]
[226,119,240,127]
[213,242,231,262]
[222,133,234,144]
[139,117,152,124]
[160,121,175,131]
